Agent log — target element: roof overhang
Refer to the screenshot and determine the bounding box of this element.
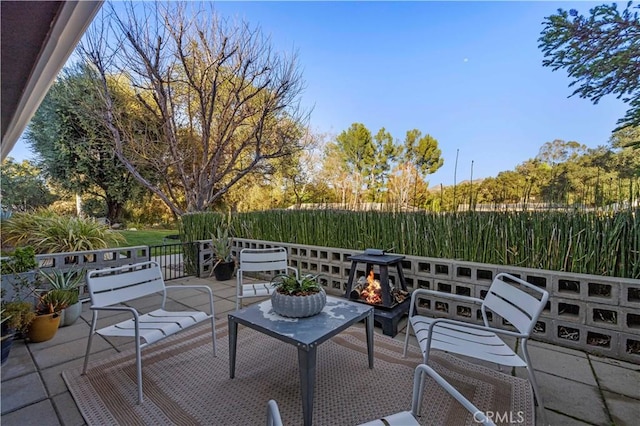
[1,1,103,161]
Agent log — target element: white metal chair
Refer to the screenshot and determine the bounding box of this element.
[236,247,297,310]
[82,261,216,404]
[403,272,549,422]
[266,364,495,426]
[266,399,283,426]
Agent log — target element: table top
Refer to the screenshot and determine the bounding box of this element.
[228,296,373,349]
[348,253,405,264]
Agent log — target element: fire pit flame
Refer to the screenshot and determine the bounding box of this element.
[362,269,382,304]
[349,268,410,307]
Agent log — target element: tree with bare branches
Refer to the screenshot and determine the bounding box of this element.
[80,1,309,215]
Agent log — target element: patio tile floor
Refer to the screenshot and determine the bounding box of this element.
[1,275,638,425]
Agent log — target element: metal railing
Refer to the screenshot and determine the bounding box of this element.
[149,242,199,281]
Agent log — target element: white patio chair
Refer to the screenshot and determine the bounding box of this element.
[82,261,216,404]
[236,247,297,310]
[266,364,495,426]
[403,272,549,422]
[266,399,283,426]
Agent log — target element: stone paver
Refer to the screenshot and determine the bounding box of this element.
[525,344,597,386]
[602,390,640,426]
[1,371,48,414]
[536,371,610,425]
[590,358,640,399]
[1,399,60,426]
[0,341,36,380]
[52,392,84,426]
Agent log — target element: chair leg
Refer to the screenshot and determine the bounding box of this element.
[521,341,547,425]
[135,341,144,404]
[414,368,427,416]
[210,316,217,357]
[236,274,241,310]
[82,312,98,375]
[403,321,411,357]
[81,331,94,375]
[413,340,432,417]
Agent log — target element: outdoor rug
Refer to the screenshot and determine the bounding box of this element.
[63,322,534,425]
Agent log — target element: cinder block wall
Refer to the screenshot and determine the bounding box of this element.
[2,246,151,302]
[232,238,640,363]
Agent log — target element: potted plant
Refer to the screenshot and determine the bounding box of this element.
[1,300,36,364]
[39,268,84,327]
[210,226,235,281]
[27,289,71,343]
[269,271,326,318]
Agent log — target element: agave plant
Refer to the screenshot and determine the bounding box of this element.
[39,268,84,291]
[39,268,84,305]
[270,271,322,296]
[35,289,72,315]
[211,226,234,263]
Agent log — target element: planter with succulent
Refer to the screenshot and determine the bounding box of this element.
[210,226,235,281]
[39,268,84,327]
[1,301,36,364]
[270,271,326,318]
[27,289,71,343]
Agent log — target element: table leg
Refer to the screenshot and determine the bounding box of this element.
[365,310,374,369]
[298,346,317,426]
[229,317,238,379]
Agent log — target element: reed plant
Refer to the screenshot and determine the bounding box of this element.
[179,212,231,274]
[223,209,638,279]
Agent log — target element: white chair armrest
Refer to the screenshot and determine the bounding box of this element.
[165,285,214,297]
[425,317,526,339]
[286,266,299,278]
[267,399,283,426]
[90,305,138,315]
[414,364,496,426]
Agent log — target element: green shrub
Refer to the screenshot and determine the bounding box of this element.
[2,211,125,253]
[1,301,36,333]
[0,246,37,274]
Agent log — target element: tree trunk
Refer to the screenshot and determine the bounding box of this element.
[106,199,124,224]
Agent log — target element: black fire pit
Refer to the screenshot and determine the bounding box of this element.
[344,252,411,336]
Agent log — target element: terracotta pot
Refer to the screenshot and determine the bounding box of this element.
[27,313,60,343]
[271,288,327,318]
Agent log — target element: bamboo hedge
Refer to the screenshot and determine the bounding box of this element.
[180,210,639,279]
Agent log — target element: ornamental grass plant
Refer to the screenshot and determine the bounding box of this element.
[2,210,124,254]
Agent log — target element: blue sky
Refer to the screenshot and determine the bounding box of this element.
[10,1,629,186]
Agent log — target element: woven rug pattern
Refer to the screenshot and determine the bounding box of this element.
[63,322,533,425]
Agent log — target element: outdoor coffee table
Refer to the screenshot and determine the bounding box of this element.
[228,296,374,426]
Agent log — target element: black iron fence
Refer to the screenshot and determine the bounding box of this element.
[149,242,200,281]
